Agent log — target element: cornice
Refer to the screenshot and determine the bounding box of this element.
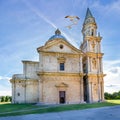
[86,52,104,58]
[37,72,84,77]
[41,51,83,57]
[10,79,38,83]
[84,36,102,42]
[86,73,106,77]
[37,38,81,53]
[22,61,39,64]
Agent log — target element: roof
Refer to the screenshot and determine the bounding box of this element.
[83,8,96,25]
[85,8,93,19]
[48,29,66,41]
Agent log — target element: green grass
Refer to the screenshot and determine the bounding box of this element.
[106,100,120,104]
[0,102,11,104]
[0,100,120,117]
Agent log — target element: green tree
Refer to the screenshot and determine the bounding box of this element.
[9,96,12,102]
[104,92,112,99]
[104,91,120,100]
[5,96,9,102]
[1,96,6,102]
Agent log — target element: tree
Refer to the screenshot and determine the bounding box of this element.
[5,96,9,102]
[104,91,120,100]
[1,96,6,102]
[9,96,12,102]
[0,96,12,102]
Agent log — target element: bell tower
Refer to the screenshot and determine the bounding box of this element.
[81,8,105,103]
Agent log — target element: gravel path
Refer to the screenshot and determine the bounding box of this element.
[0,105,120,120]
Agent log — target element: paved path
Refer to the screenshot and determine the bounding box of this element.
[0,105,120,120]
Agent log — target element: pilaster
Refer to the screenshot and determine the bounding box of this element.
[38,79,43,103]
[101,81,104,101]
[79,56,83,73]
[87,57,90,73]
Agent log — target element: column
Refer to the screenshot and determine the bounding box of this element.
[87,81,92,103]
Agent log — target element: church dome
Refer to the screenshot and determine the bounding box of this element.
[49,29,66,41]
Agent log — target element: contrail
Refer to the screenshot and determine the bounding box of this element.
[22,0,79,47]
[22,0,57,29]
[61,31,79,48]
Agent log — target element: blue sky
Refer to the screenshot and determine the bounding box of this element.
[0,0,120,95]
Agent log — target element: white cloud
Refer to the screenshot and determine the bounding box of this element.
[0,76,11,81]
[0,90,11,96]
[103,60,120,93]
[0,76,11,96]
[91,0,120,16]
[0,86,11,96]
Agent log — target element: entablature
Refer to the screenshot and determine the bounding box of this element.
[10,78,38,84]
[41,51,83,58]
[86,52,104,58]
[37,71,84,77]
[84,36,102,42]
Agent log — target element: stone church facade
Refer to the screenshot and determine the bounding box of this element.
[10,8,105,104]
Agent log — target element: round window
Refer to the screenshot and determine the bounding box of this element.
[60,44,63,49]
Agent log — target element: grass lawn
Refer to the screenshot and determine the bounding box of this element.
[0,100,120,117]
[0,102,11,104]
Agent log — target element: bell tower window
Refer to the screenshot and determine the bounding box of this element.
[91,29,94,36]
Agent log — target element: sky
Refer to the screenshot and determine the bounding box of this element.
[0,0,120,96]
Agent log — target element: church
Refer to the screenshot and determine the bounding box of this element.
[10,8,105,104]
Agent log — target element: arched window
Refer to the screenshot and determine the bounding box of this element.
[91,29,94,36]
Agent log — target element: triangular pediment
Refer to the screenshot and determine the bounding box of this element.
[37,38,81,54]
[55,82,68,87]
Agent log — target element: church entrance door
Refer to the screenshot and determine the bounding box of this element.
[59,91,66,104]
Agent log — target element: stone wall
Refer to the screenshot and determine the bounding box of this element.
[22,61,39,79]
[39,53,81,73]
[11,79,39,103]
[39,74,83,104]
